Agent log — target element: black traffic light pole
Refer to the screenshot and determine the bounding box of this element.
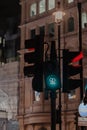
[58,24,62,130]
[77,2,83,100]
[50,91,56,130]
[77,3,84,130]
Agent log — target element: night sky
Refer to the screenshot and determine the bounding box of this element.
[0,0,20,17]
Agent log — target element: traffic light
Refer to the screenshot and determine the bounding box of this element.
[63,49,83,92]
[32,35,44,92]
[24,38,36,77]
[24,35,44,92]
[44,41,60,91]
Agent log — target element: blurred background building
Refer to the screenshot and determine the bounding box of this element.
[18,0,87,130]
[0,0,20,130]
[0,0,87,130]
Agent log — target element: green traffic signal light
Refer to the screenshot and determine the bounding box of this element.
[45,74,60,90]
[44,60,60,91]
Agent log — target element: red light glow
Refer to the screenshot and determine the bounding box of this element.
[28,48,35,51]
[72,52,83,63]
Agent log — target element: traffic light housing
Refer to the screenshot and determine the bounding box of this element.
[24,38,36,77]
[24,35,44,92]
[63,49,83,92]
[32,35,44,92]
[44,41,60,91]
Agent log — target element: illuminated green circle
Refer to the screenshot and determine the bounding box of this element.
[46,74,60,90]
[85,84,87,91]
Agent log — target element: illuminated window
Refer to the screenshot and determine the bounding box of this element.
[68,0,74,3]
[48,0,55,10]
[68,90,76,99]
[39,0,46,14]
[82,12,87,28]
[35,91,40,101]
[30,3,37,16]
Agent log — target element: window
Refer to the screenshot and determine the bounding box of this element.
[39,0,46,14]
[48,0,55,10]
[3,37,20,63]
[40,26,45,35]
[68,17,74,32]
[31,29,36,38]
[82,12,87,28]
[0,39,6,63]
[48,23,55,37]
[4,37,20,62]
[30,3,37,17]
[35,91,40,101]
[68,90,76,99]
[68,0,74,3]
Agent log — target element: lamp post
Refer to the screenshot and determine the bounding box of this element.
[53,2,65,130]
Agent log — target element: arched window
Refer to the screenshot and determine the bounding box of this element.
[48,0,55,10]
[39,0,46,14]
[68,17,74,32]
[30,3,37,17]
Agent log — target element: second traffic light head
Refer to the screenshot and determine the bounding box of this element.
[63,49,83,92]
[44,41,60,91]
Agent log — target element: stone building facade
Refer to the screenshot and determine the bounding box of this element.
[18,0,87,130]
[0,16,20,129]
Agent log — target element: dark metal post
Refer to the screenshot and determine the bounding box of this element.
[77,3,85,130]
[58,24,62,130]
[77,2,83,100]
[50,91,56,130]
